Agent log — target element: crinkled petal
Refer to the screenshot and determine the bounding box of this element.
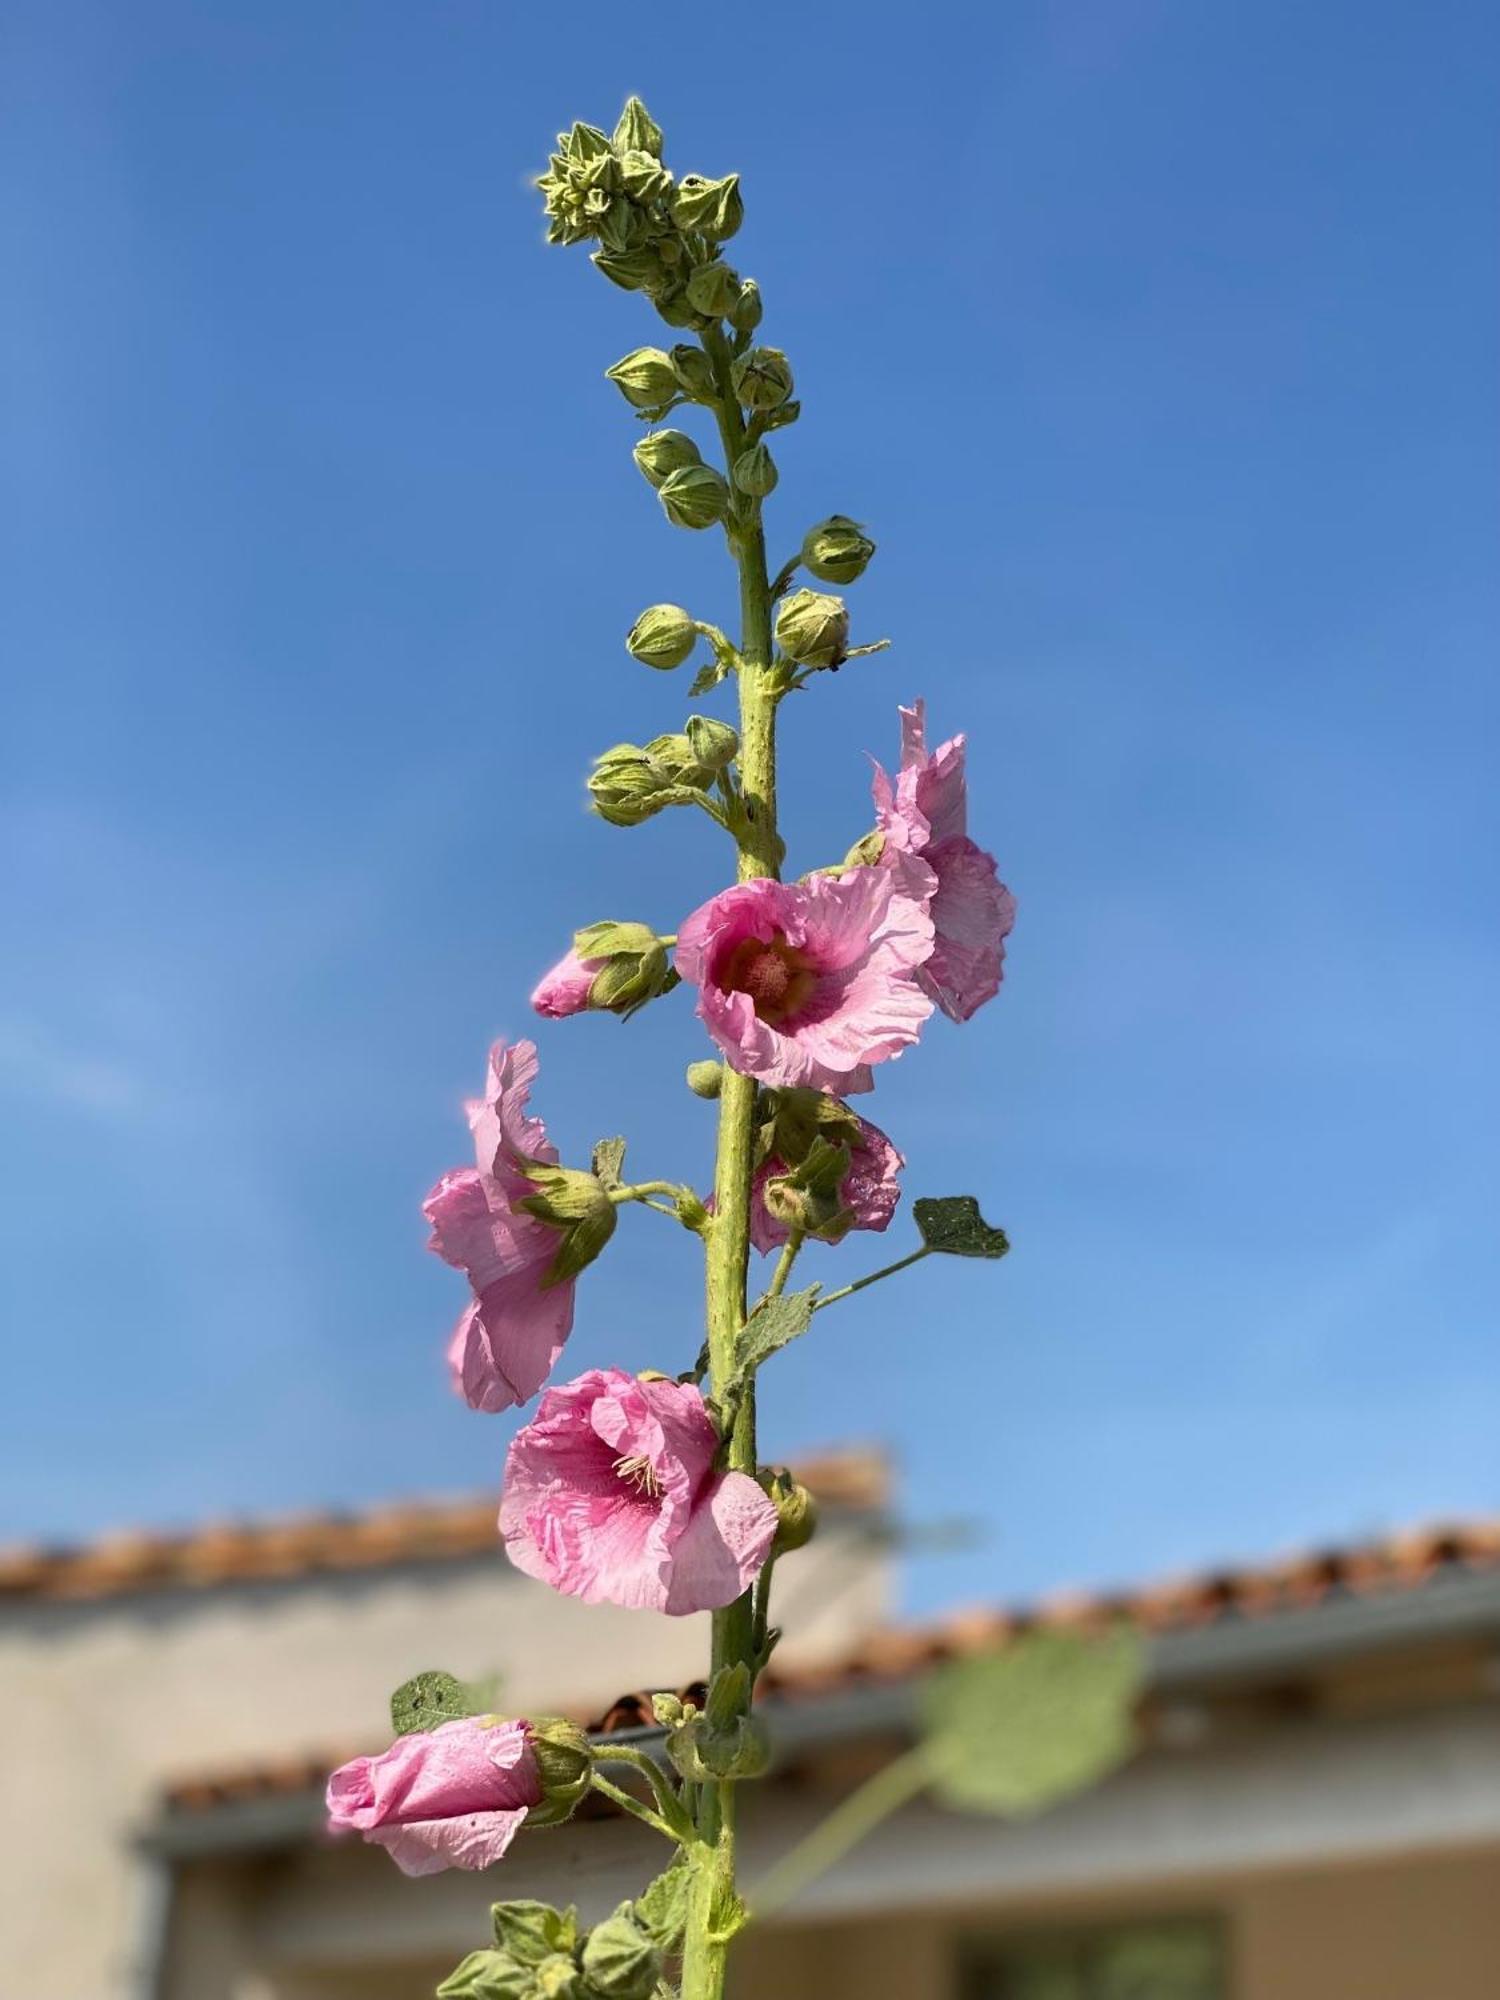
[751,1114,905,1253]
[921,837,1016,1023]
[367,1806,532,1876]
[446,1267,574,1414]
[662,1471,779,1615]
[467,1039,558,1189]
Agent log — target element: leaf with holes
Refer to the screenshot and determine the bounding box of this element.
[913,1195,1010,1259]
[737,1285,819,1376]
[920,1627,1143,1816]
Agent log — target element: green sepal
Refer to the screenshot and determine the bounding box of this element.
[491,1903,580,1967]
[912,1195,1010,1259]
[671,172,743,239]
[518,1167,618,1285]
[436,1948,534,1999]
[920,1627,1144,1817]
[579,1905,662,2000]
[611,97,663,158]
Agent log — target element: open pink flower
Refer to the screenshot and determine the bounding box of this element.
[422,1040,573,1414]
[674,871,935,1094]
[500,1369,778,1614]
[530,948,596,1019]
[325,1716,541,1876]
[750,1111,904,1253]
[873,700,1017,1023]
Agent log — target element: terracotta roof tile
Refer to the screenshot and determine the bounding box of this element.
[2,1449,885,1605]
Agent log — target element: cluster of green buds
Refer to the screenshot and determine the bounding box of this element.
[752,1087,867,1242]
[439,1896,661,2000]
[517,1167,619,1283]
[588,717,738,827]
[655,1665,770,1784]
[537,98,752,336]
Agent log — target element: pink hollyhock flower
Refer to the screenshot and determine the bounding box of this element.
[674,870,935,1094]
[750,1110,903,1253]
[422,1040,573,1414]
[530,948,596,1019]
[872,700,1017,1022]
[499,1368,778,1614]
[325,1715,541,1876]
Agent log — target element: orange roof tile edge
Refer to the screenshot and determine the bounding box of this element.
[155,1512,1500,1818]
[0,1449,889,1604]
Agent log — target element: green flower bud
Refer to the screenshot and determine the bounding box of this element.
[612,97,664,159]
[650,1690,686,1726]
[588,737,713,824]
[685,1059,724,1099]
[669,343,717,401]
[592,246,665,294]
[593,197,651,256]
[674,1187,710,1233]
[732,441,778,498]
[436,1948,533,2000]
[570,921,678,1019]
[671,172,744,240]
[657,463,730,531]
[524,1718,594,1828]
[685,261,741,318]
[492,1902,579,1968]
[762,1467,819,1553]
[626,602,697,669]
[616,149,672,204]
[631,430,702,490]
[802,514,876,585]
[653,283,699,328]
[580,1907,662,2000]
[684,714,738,771]
[604,347,677,411]
[729,279,763,332]
[761,1134,853,1241]
[774,586,849,669]
[535,1959,583,2000]
[518,1167,617,1284]
[730,345,794,412]
[668,1708,771,1783]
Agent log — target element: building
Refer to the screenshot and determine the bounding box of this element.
[4,1458,1499,1999]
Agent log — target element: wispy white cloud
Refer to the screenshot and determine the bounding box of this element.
[0,1014,145,1116]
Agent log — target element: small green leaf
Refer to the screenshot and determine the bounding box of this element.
[688,656,732,697]
[591,1136,627,1188]
[912,1195,1010,1260]
[390,1669,493,1737]
[491,1901,578,1967]
[738,1284,820,1374]
[633,1860,691,1948]
[920,1627,1143,1817]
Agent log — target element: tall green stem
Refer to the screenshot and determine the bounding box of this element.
[687,323,781,2000]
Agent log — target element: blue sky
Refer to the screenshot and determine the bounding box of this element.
[3,0,1496,1617]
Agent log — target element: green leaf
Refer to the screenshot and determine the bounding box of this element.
[390,1669,494,1737]
[688,655,732,697]
[738,1284,820,1374]
[912,1194,1010,1260]
[920,1627,1143,1817]
[634,1859,691,1947]
[491,1901,578,1967]
[591,1136,627,1188]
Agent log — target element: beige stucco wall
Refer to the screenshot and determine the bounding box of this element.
[0,1516,888,2000]
[197,1846,1500,2000]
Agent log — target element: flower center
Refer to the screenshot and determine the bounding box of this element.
[722,934,816,1025]
[613,1452,662,1498]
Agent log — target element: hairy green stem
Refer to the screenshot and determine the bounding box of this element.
[813,1245,933,1311]
[689,321,781,2000]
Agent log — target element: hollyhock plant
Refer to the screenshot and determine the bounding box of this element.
[325,1716,541,1876]
[422,1039,574,1413]
[378,101,1127,2000]
[873,699,1018,1023]
[499,1368,778,1614]
[674,868,935,1094]
[750,1111,903,1253]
